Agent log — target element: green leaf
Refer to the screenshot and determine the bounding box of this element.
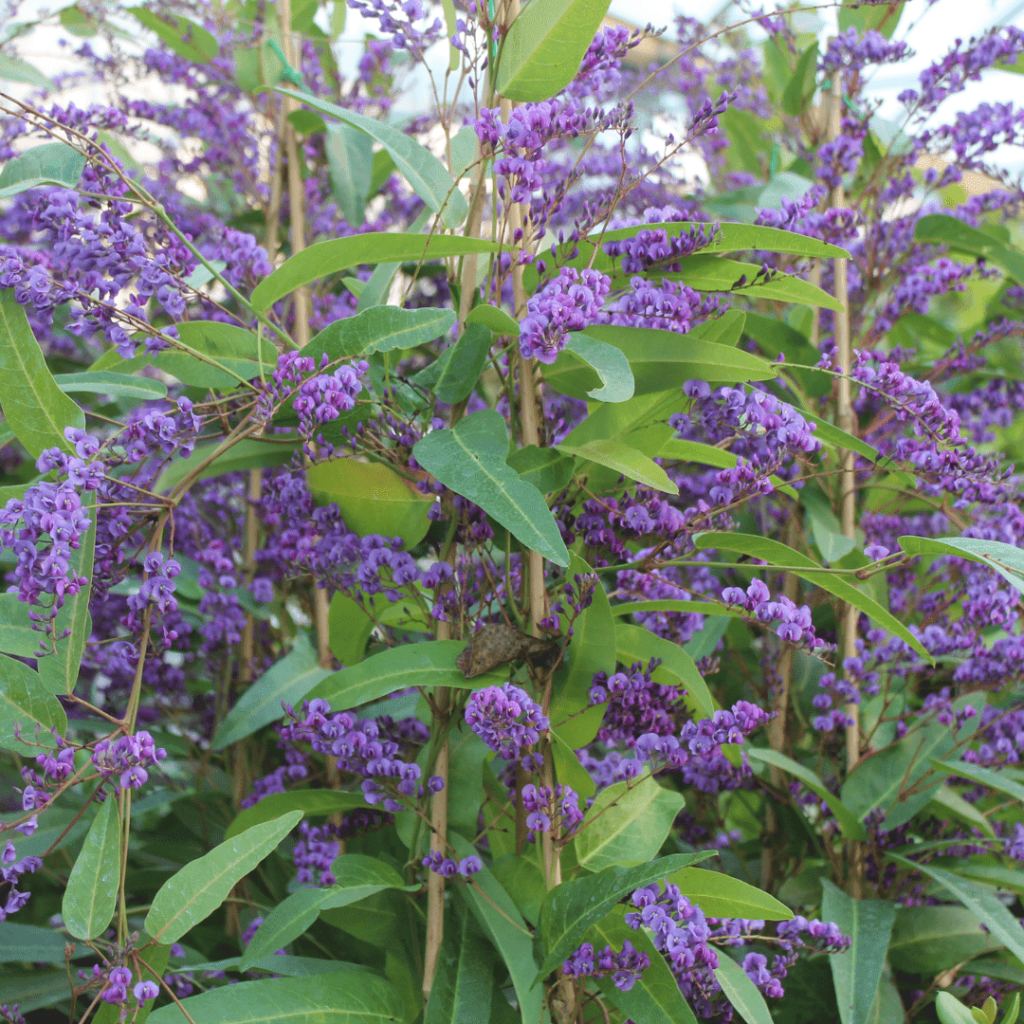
[611,599,742,619]
[544,334,635,403]
[507,445,574,496]
[803,411,882,462]
[574,774,685,871]
[148,973,405,1024]
[821,879,896,1024]
[657,256,844,310]
[899,535,1024,600]
[536,852,714,979]
[579,320,776,394]
[693,532,930,660]
[927,784,997,839]
[889,904,1001,974]
[328,590,375,668]
[128,7,218,63]
[326,124,373,227]
[0,654,67,751]
[781,41,819,117]
[277,89,468,229]
[615,623,715,720]
[174,320,274,365]
[914,215,1024,287]
[62,795,120,941]
[0,142,86,198]
[92,347,260,390]
[659,439,797,498]
[801,485,856,563]
[307,458,434,547]
[937,993,979,1024]
[929,757,1024,808]
[145,811,303,944]
[561,388,683,450]
[0,289,84,456]
[465,304,519,335]
[154,438,293,494]
[0,970,72,1014]
[56,371,168,400]
[307,305,456,363]
[494,0,612,101]
[0,594,47,658]
[0,922,78,963]
[551,552,616,722]
[413,410,570,566]
[414,322,492,405]
[212,634,331,750]
[667,867,793,921]
[424,908,496,1024]
[714,952,775,1024]
[239,855,416,969]
[556,437,675,493]
[450,834,545,1024]
[306,639,506,711]
[0,54,53,90]
[589,910,699,1024]
[253,233,496,311]
[747,749,867,840]
[226,790,369,841]
[838,0,904,37]
[888,858,1024,969]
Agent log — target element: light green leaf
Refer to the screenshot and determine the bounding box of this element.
[307,458,434,547]
[413,410,570,566]
[56,371,168,400]
[574,774,685,871]
[550,729,595,798]
[307,305,456,363]
[611,599,742,619]
[147,973,405,1024]
[579,320,775,394]
[693,532,930,660]
[424,908,496,1024]
[0,289,84,455]
[914,215,1024,287]
[0,594,46,658]
[326,123,373,227]
[0,142,86,198]
[802,412,882,463]
[747,748,867,840]
[0,54,53,90]
[888,858,1024,969]
[927,784,997,839]
[277,89,468,229]
[253,233,496,312]
[62,796,120,940]
[714,952,774,1024]
[544,334,635,403]
[821,879,896,1024]
[801,485,856,563]
[667,867,793,921]
[506,445,575,495]
[306,639,506,710]
[174,320,274,365]
[781,41,819,117]
[145,811,303,944]
[239,856,416,970]
[562,388,684,449]
[536,853,714,980]
[0,654,67,751]
[465,304,519,335]
[155,437,294,495]
[226,790,368,841]
[212,634,331,750]
[936,993,979,1024]
[328,590,375,668]
[899,535,1024,600]
[128,7,218,63]
[615,623,715,720]
[494,0,612,101]
[556,436,675,493]
[838,0,904,36]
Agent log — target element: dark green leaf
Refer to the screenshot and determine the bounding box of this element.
[155,438,294,495]
[0,594,46,658]
[929,757,1024,807]
[0,923,79,963]
[212,634,331,750]
[0,653,67,751]
[544,334,635,403]
[714,951,775,1024]
[326,123,373,227]
[561,388,683,449]
[0,289,84,455]
[431,323,493,404]
[226,790,368,841]
[914,215,1024,288]
[277,89,468,229]
[0,970,71,1014]
[506,445,574,495]
[145,811,303,944]
[424,908,496,1024]
[899,535,1024,599]
[327,590,375,668]
[0,142,86,198]
[62,795,120,940]
[556,436,675,493]
[888,905,1001,973]
[413,410,570,566]
[821,879,896,1024]
[494,0,612,101]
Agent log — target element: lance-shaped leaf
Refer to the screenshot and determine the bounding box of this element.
[413,410,570,566]
[430,323,493,404]
[56,372,168,400]
[494,0,612,101]
[899,535,1024,599]
[803,411,882,463]
[929,757,1024,807]
[147,973,405,1024]
[888,857,1024,969]
[307,305,456,363]
[556,437,675,493]
[714,952,775,1024]
[128,8,217,62]
[277,89,468,229]
[821,879,896,1024]
[239,856,417,969]
[212,634,331,750]
[544,334,635,402]
[0,289,84,455]
[914,214,1024,288]
[252,232,496,311]
[305,639,507,710]
[465,303,519,335]
[668,868,793,921]
[535,852,714,980]
[0,142,86,199]
[226,790,369,840]
[693,532,930,660]
[145,811,302,944]
[62,796,121,940]
[888,905,1001,973]
[0,654,67,751]
[424,908,496,1024]
[0,54,53,90]
[659,439,797,497]
[326,123,373,227]
[0,923,79,964]
[579,322,776,393]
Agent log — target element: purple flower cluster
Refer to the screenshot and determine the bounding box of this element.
[721,580,828,652]
[421,851,482,878]
[520,783,583,835]
[0,842,41,922]
[98,965,159,1007]
[464,683,549,759]
[590,658,686,744]
[562,940,650,991]
[603,220,718,274]
[820,28,911,75]
[519,267,610,364]
[92,730,167,792]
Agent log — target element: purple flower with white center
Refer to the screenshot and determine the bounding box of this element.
[101,967,133,1006]
[133,981,160,1003]
[91,731,167,793]
[464,683,549,758]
